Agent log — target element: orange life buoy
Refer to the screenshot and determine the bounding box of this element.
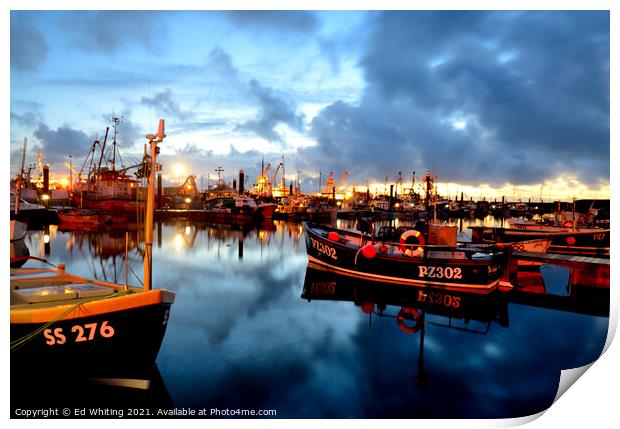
[400,230,425,256]
[397,307,422,334]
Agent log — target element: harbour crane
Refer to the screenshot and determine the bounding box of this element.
[322,171,335,194]
[271,162,283,193]
[395,171,404,196]
[335,171,349,194]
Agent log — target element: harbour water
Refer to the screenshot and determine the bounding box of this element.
[11,217,609,419]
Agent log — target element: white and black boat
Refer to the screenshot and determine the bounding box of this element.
[303,222,509,293]
[469,226,610,257]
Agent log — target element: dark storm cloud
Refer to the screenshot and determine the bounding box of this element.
[306,11,609,187]
[10,14,49,71]
[141,89,195,122]
[33,124,92,165]
[11,111,43,129]
[223,11,319,34]
[60,11,168,53]
[205,47,240,82]
[236,80,305,143]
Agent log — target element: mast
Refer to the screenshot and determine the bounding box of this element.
[281,154,285,191]
[68,155,73,197]
[111,116,121,171]
[144,119,165,291]
[14,137,28,215]
[97,127,110,171]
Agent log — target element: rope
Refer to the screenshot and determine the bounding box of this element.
[10,289,135,352]
[127,263,144,287]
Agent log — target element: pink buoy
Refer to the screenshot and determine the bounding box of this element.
[327,231,340,241]
[361,244,377,259]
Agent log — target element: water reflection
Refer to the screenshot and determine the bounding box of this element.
[12,218,609,419]
[299,264,608,418]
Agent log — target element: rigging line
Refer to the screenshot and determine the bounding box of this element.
[127,262,144,287]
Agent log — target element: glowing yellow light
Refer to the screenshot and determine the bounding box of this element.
[59,178,69,187]
[41,194,50,201]
[186,184,192,190]
[395,203,400,208]
[337,201,342,206]
[185,226,191,236]
[173,164,185,177]
[174,234,184,250]
[184,198,191,203]
[43,234,50,244]
[258,231,267,240]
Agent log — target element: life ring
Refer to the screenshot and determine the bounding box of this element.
[562,220,574,228]
[400,230,425,256]
[397,307,422,334]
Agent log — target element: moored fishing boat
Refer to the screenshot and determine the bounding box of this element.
[57,208,112,229]
[303,222,508,293]
[469,226,609,257]
[72,118,146,215]
[10,119,173,389]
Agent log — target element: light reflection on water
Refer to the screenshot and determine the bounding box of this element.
[16,217,609,418]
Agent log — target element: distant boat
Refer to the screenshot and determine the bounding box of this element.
[469,226,609,257]
[57,208,112,229]
[10,191,49,224]
[255,201,277,220]
[74,167,145,214]
[203,195,276,223]
[303,222,508,293]
[72,118,146,214]
[506,218,572,231]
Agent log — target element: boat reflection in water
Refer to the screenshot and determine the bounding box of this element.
[302,261,608,398]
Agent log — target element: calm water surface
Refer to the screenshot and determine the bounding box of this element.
[14,217,609,419]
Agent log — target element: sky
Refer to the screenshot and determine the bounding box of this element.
[8,7,611,201]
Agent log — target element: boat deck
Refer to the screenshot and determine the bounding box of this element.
[512,251,610,268]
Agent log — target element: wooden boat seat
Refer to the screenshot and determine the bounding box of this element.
[11,274,74,290]
[11,283,115,305]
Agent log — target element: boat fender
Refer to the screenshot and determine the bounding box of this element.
[400,230,425,256]
[361,301,375,314]
[397,308,422,334]
[361,244,377,259]
[566,236,576,245]
[378,244,389,254]
[562,220,574,228]
[327,231,341,242]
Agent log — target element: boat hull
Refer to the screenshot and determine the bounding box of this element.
[303,223,504,293]
[10,220,27,241]
[501,228,608,257]
[79,197,145,214]
[11,299,172,384]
